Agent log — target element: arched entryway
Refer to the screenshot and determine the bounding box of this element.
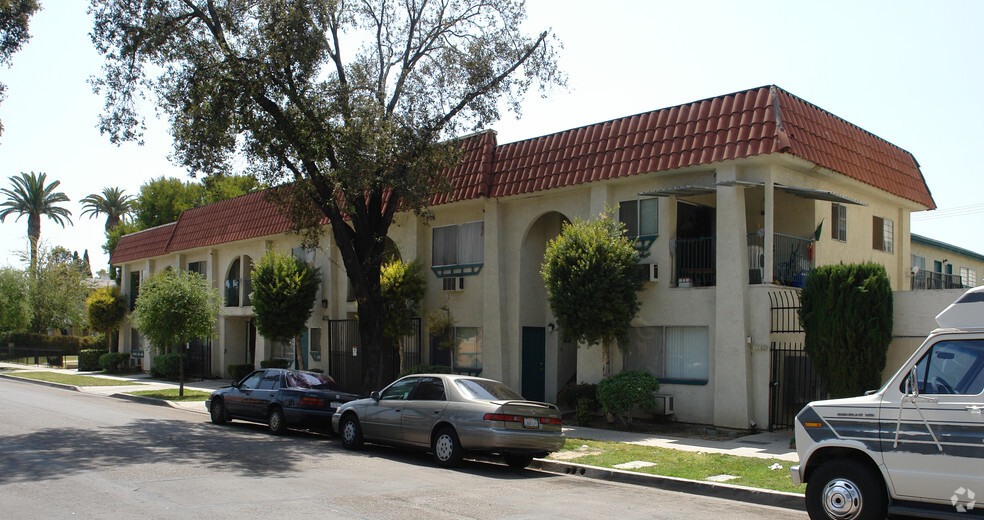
[519,211,575,403]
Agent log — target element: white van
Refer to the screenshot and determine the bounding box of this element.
[791,286,984,520]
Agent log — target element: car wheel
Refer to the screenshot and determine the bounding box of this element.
[503,453,534,469]
[432,426,464,468]
[267,407,287,435]
[209,399,228,425]
[340,414,363,450]
[806,458,886,520]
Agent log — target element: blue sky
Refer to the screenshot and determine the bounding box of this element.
[1,0,981,270]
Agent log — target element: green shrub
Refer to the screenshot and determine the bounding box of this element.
[151,353,186,380]
[1,332,102,356]
[575,397,594,426]
[260,358,290,369]
[99,352,131,373]
[557,382,598,408]
[800,263,893,398]
[79,349,106,371]
[227,364,254,382]
[597,370,660,429]
[399,364,453,377]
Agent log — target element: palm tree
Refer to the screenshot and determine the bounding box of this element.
[80,187,134,232]
[0,171,73,268]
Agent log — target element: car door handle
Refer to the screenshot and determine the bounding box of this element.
[394,409,401,413]
[432,410,441,415]
[966,405,983,414]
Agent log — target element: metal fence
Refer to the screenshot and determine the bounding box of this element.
[327,318,421,393]
[911,271,967,291]
[0,346,66,368]
[773,233,813,286]
[674,237,716,287]
[769,342,827,431]
[768,290,804,333]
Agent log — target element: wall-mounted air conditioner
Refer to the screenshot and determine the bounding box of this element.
[442,277,465,292]
[652,393,674,415]
[637,263,659,283]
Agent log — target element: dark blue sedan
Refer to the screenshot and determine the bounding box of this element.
[206,369,360,435]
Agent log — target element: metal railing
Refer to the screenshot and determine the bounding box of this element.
[747,233,814,286]
[674,237,715,287]
[0,346,66,368]
[910,271,967,291]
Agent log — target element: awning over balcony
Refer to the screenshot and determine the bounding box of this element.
[639,182,866,206]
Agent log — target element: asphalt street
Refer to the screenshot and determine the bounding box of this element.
[0,377,806,519]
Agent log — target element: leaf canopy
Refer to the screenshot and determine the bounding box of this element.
[131,269,222,353]
[250,248,322,345]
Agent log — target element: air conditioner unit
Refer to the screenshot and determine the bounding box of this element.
[652,393,674,416]
[442,277,465,292]
[636,263,659,283]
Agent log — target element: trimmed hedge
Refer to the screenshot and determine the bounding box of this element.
[99,352,131,373]
[597,370,660,429]
[1,332,103,356]
[557,382,599,408]
[260,358,290,369]
[151,353,187,380]
[79,349,107,371]
[227,364,254,383]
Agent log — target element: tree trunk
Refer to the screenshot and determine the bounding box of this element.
[357,298,386,396]
[602,340,611,379]
[178,348,185,397]
[27,212,40,270]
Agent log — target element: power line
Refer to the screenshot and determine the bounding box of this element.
[911,203,984,221]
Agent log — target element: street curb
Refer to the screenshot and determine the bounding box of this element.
[109,392,210,414]
[531,459,805,512]
[0,372,83,392]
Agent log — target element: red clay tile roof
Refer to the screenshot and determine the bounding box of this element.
[491,85,934,209]
[112,85,935,265]
[109,222,176,264]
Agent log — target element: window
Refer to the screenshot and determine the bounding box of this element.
[242,256,254,306]
[309,327,322,361]
[960,267,977,288]
[911,255,926,271]
[902,340,984,395]
[410,377,446,401]
[128,271,140,311]
[381,377,419,400]
[625,326,709,383]
[432,221,484,267]
[831,204,847,241]
[225,256,254,307]
[257,372,280,390]
[188,261,206,276]
[130,328,142,352]
[619,198,659,236]
[225,258,240,307]
[454,327,482,372]
[872,216,894,253]
[454,378,524,400]
[239,372,263,390]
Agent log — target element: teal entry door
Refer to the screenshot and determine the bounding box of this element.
[521,327,546,402]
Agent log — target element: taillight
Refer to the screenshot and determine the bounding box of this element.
[483,413,523,422]
[540,417,562,426]
[299,396,324,407]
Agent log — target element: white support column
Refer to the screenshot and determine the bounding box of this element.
[764,174,776,284]
[713,166,752,429]
[482,198,506,382]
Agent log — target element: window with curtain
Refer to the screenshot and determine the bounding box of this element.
[225,258,241,307]
[625,325,709,383]
[619,198,659,236]
[432,221,484,267]
[187,261,206,276]
[872,216,894,253]
[454,327,483,371]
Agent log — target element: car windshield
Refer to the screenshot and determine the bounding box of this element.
[454,378,524,401]
[286,371,338,390]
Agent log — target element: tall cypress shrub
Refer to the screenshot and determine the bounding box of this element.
[800,263,893,398]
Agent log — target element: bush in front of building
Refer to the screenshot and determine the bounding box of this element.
[227,364,254,383]
[99,352,131,373]
[151,353,186,380]
[597,370,660,429]
[79,349,106,371]
[1,332,103,356]
[260,358,290,369]
[556,381,599,408]
[800,262,893,398]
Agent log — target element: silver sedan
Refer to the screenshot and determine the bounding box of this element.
[331,374,565,468]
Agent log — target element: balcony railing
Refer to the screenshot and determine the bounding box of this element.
[747,233,814,287]
[675,237,715,287]
[911,271,967,291]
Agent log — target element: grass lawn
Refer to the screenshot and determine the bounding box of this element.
[126,389,211,402]
[549,438,805,494]
[6,371,145,387]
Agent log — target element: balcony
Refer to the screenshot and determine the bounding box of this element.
[747,233,814,287]
[675,237,715,287]
[911,271,968,291]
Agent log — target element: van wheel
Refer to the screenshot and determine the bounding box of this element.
[806,459,885,520]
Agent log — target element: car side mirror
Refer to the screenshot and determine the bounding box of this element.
[370,391,380,402]
[905,367,920,397]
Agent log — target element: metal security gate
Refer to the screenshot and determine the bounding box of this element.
[768,343,827,431]
[185,339,211,380]
[328,318,421,394]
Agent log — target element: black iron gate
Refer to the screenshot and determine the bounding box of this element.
[328,318,421,394]
[185,339,211,380]
[768,342,827,431]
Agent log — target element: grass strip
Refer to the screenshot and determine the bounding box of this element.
[549,438,805,494]
[126,389,211,402]
[6,371,145,387]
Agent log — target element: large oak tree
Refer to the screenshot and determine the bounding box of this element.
[91,0,562,393]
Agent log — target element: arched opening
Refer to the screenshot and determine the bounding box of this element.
[518,211,575,403]
[225,258,241,307]
[242,255,254,306]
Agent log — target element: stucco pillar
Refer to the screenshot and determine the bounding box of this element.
[482,198,506,383]
[714,170,752,428]
[764,176,775,284]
